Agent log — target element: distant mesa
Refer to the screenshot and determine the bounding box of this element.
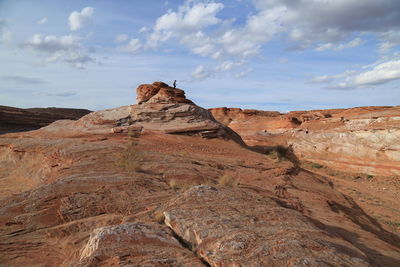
[0,105,91,135]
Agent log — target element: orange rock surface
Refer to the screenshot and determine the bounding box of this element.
[210,106,400,176]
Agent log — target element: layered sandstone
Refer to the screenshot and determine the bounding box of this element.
[210,106,400,176]
[0,105,91,134]
[36,82,244,145]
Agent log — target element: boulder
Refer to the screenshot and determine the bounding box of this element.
[136,82,193,104]
[163,185,370,266]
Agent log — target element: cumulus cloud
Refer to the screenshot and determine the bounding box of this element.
[24,34,95,68]
[37,17,47,25]
[312,60,400,89]
[141,0,400,81]
[147,1,224,48]
[254,0,400,49]
[117,38,142,54]
[69,7,94,31]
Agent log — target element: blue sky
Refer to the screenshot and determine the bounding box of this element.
[0,0,399,112]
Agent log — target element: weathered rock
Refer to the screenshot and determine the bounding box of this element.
[34,83,245,145]
[163,185,370,266]
[210,106,400,176]
[136,81,193,104]
[79,223,204,266]
[0,105,91,134]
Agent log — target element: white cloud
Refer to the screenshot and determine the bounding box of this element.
[234,68,252,79]
[115,34,129,43]
[139,26,148,33]
[37,17,47,24]
[353,60,400,86]
[37,17,48,25]
[311,70,357,84]
[117,38,142,54]
[215,60,245,71]
[191,65,213,80]
[316,38,364,51]
[24,34,95,68]
[69,7,94,31]
[147,1,224,48]
[313,60,400,89]
[379,30,400,53]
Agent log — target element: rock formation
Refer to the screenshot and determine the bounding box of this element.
[0,83,399,266]
[0,105,91,134]
[210,106,400,176]
[136,81,193,104]
[36,82,244,145]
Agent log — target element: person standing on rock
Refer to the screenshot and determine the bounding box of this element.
[173,80,177,88]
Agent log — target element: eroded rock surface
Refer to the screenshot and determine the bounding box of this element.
[210,106,400,176]
[34,83,244,145]
[136,82,193,104]
[163,185,370,267]
[79,223,204,266]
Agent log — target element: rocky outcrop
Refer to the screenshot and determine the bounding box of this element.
[0,105,91,134]
[163,185,370,266]
[36,82,245,145]
[210,106,400,176]
[136,82,193,104]
[79,223,204,266]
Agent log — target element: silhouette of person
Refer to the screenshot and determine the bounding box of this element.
[173,80,177,88]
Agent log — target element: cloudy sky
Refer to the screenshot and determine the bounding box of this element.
[0,0,399,112]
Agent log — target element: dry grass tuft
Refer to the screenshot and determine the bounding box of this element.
[154,211,165,224]
[168,179,180,190]
[218,173,239,187]
[115,136,145,172]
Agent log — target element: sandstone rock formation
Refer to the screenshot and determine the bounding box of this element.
[0,105,91,134]
[210,106,400,176]
[35,82,244,145]
[136,81,193,104]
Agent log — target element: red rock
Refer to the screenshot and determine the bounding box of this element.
[136,81,193,104]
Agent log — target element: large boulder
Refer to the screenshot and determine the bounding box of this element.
[136,82,193,104]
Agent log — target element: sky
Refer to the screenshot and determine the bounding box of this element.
[0,0,399,112]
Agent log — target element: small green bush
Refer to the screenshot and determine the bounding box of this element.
[311,163,323,169]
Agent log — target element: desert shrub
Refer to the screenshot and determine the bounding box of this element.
[218,174,239,187]
[311,163,323,169]
[168,179,180,190]
[154,211,165,224]
[367,175,374,180]
[265,145,289,161]
[115,137,145,172]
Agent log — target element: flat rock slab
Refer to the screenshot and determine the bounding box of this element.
[164,185,370,267]
[79,222,205,266]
